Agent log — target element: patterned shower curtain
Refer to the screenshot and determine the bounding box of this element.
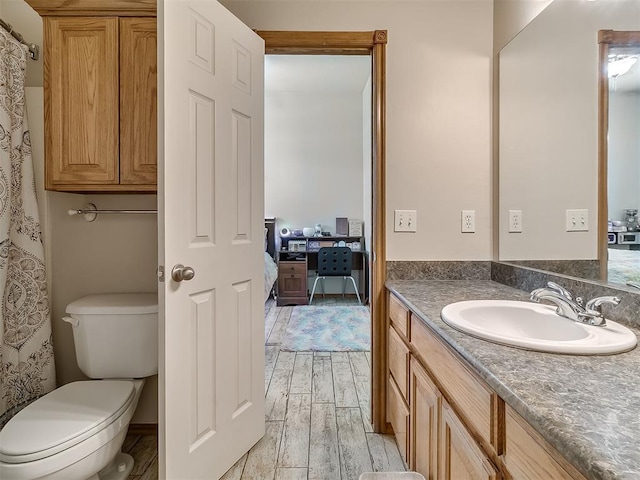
[0,26,55,420]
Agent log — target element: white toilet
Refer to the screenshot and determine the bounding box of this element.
[0,293,158,480]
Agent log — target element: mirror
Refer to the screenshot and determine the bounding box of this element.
[498,0,640,286]
[599,30,640,285]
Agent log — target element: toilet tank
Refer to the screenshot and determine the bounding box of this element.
[65,293,158,379]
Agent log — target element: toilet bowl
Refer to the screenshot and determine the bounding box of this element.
[0,293,157,480]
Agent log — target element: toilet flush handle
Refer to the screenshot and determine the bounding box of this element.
[62,316,79,327]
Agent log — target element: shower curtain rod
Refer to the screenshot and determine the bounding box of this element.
[0,18,39,60]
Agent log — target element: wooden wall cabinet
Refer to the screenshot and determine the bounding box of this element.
[387,291,586,480]
[44,16,157,192]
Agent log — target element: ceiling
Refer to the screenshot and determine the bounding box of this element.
[265,55,372,94]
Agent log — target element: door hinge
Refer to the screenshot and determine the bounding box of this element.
[157,265,165,282]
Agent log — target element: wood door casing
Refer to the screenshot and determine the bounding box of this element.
[120,17,157,185]
[45,17,119,188]
[257,29,387,432]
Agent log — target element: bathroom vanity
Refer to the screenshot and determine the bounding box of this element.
[386,280,640,480]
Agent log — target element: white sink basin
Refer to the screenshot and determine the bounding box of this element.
[441,300,637,354]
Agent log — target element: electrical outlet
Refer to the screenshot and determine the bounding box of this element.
[566,209,589,231]
[461,210,475,233]
[508,210,522,233]
[394,210,417,232]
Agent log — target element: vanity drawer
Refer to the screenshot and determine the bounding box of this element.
[388,374,409,462]
[388,325,410,401]
[503,405,585,480]
[389,293,410,339]
[410,314,494,452]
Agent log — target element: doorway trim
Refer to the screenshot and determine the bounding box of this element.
[597,30,640,281]
[257,30,388,433]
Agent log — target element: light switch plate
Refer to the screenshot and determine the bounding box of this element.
[394,210,417,232]
[566,209,589,231]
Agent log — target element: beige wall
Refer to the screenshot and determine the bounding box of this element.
[222,0,494,261]
[493,0,553,53]
[3,0,43,86]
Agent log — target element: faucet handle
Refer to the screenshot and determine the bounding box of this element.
[546,282,574,300]
[585,296,621,312]
[578,308,606,326]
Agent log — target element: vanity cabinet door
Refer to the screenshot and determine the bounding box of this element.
[411,356,440,480]
[388,374,410,463]
[440,400,499,480]
[411,314,494,452]
[503,405,585,480]
[389,325,410,401]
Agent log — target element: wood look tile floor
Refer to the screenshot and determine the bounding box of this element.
[126,297,405,479]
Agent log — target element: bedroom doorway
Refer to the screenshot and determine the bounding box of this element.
[260,31,388,438]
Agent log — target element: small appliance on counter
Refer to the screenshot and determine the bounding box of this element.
[624,209,639,232]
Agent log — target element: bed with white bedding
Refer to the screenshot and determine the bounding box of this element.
[264,252,278,301]
[264,218,277,301]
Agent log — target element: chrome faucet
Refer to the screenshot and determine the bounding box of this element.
[530,282,620,327]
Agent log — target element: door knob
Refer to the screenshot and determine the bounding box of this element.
[171,264,195,282]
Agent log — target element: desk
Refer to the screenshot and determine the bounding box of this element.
[277,236,367,306]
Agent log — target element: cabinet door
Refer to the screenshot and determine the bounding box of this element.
[411,356,440,480]
[388,374,409,463]
[440,400,499,480]
[120,17,157,185]
[279,274,306,297]
[388,325,409,400]
[278,262,307,297]
[45,17,119,188]
[503,406,583,480]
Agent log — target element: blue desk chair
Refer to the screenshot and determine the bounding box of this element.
[309,247,362,305]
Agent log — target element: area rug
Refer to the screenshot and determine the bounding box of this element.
[281,305,370,351]
[608,248,640,284]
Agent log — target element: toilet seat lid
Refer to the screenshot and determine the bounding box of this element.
[0,380,135,462]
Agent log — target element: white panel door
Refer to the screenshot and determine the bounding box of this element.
[158,1,265,478]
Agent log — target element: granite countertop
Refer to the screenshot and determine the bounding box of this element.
[386,280,640,480]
